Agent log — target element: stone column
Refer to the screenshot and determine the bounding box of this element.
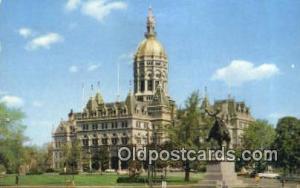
[108,151,112,169]
[118,158,122,170]
[89,153,92,171]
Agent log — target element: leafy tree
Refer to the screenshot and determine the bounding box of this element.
[168,91,203,181]
[273,117,300,174]
[240,120,275,172]
[242,120,275,150]
[0,103,27,173]
[62,140,81,173]
[99,146,110,171]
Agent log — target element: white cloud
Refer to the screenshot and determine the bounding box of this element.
[65,0,81,11]
[69,65,79,73]
[32,101,43,107]
[18,27,33,38]
[0,95,24,108]
[26,33,64,51]
[87,64,100,71]
[81,0,127,22]
[212,60,279,86]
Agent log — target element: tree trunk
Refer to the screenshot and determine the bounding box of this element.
[184,161,190,182]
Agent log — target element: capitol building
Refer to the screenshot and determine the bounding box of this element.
[52,8,254,171]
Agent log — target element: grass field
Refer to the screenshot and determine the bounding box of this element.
[0,172,203,186]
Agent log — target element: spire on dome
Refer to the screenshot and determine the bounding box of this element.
[145,6,156,38]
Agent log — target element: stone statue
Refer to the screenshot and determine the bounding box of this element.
[205,108,231,149]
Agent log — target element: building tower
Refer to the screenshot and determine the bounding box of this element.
[134,7,168,102]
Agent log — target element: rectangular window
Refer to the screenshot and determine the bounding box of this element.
[136,121,141,128]
[102,123,108,129]
[111,138,118,145]
[121,121,128,128]
[140,80,145,92]
[82,124,89,131]
[92,139,98,146]
[102,138,108,145]
[148,80,153,91]
[92,124,98,130]
[82,139,89,146]
[121,137,128,145]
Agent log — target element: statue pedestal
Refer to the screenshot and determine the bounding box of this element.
[199,161,247,188]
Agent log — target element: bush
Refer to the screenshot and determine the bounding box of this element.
[26,171,43,175]
[45,168,56,173]
[117,176,147,183]
[0,164,6,174]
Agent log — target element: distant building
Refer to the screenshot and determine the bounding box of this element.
[52,8,254,171]
[201,94,255,148]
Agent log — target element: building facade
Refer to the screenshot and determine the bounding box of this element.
[52,8,176,171]
[52,9,254,171]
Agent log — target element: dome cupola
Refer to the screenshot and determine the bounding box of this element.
[135,7,167,59]
[133,7,169,102]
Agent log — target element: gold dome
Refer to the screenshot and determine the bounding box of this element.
[135,37,166,57]
[135,7,167,59]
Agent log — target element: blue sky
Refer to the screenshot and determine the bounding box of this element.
[0,0,300,146]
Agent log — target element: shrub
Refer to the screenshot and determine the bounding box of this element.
[0,164,6,174]
[117,176,147,183]
[26,171,43,175]
[45,168,56,173]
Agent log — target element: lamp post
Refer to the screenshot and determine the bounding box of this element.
[148,125,158,188]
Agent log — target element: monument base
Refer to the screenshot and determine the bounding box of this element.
[199,161,247,188]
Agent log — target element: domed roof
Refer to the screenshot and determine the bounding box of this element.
[135,37,166,57]
[135,7,167,59]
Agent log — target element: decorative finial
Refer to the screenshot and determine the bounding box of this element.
[145,7,156,38]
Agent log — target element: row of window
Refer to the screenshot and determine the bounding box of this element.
[136,121,150,129]
[82,137,129,146]
[140,80,161,92]
[82,108,128,118]
[82,121,128,131]
[138,61,165,66]
[81,121,150,131]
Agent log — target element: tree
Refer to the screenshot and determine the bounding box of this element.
[62,140,81,173]
[168,91,203,181]
[240,120,275,172]
[273,117,300,174]
[0,103,27,173]
[242,120,275,150]
[99,146,110,171]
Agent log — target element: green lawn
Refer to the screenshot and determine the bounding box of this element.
[0,172,203,186]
